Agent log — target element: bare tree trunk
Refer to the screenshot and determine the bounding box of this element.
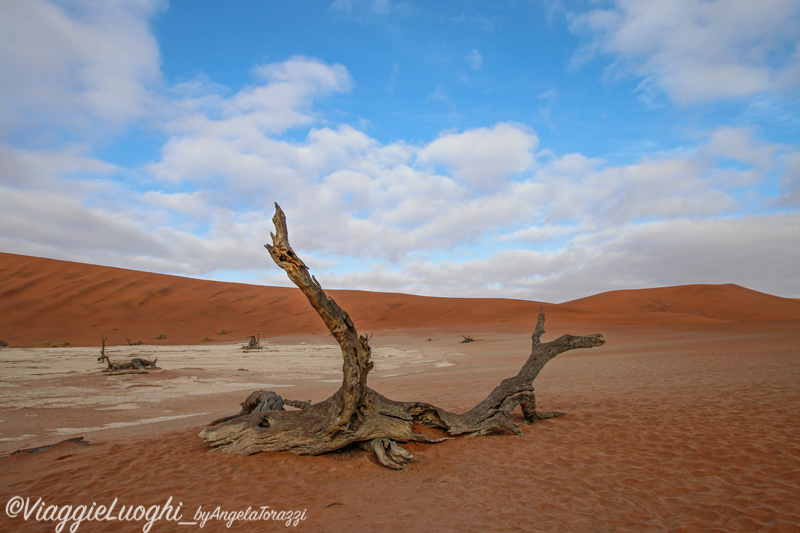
[200,204,604,468]
[244,335,261,350]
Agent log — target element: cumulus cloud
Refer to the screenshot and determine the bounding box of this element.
[8,77,797,300]
[0,145,119,187]
[0,1,797,302]
[701,127,778,169]
[0,0,163,139]
[418,123,537,191]
[140,97,800,300]
[312,213,800,302]
[778,149,800,206]
[162,56,352,141]
[3,202,274,284]
[570,0,800,104]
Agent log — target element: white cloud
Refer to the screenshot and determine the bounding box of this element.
[453,13,497,32]
[0,4,796,302]
[570,0,800,104]
[142,102,800,300]
[162,56,353,140]
[467,49,483,70]
[417,123,538,191]
[0,145,119,187]
[701,127,778,169]
[313,213,800,302]
[503,223,581,244]
[0,187,162,260]
[777,148,800,206]
[147,57,356,204]
[0,179,272,277]
[537,89,558,102]
[0,0,163,139]
[243,57,352,115]
[574,214,800,298]
[583,157,736,223]
[3,53,797,300]
[425,84,450,104]
[330,0,413,20]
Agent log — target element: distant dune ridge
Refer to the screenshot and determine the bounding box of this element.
[563,283,800,323]
[1,251,799,347]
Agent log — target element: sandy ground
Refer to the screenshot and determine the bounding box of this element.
[2,321,799,532]
[0,335,461,452]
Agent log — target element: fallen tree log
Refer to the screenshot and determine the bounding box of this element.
[98,337,158,373]
[200,204,604,469]
[8,437,89,457]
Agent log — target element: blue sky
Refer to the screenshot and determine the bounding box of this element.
[1,0,799,302]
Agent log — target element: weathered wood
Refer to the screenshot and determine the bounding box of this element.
[8,437,89,457]
[199,203,605,468]
[97,338,158,373]
[243,335,262,350]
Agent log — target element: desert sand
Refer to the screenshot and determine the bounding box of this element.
[1,253,799,532]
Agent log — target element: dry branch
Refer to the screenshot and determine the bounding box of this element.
[8,437,89,457]
[243,335,262,350]
[200,203,605,468]
[97,337,158,374]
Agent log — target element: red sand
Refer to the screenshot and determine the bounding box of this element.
[1,253,799,532]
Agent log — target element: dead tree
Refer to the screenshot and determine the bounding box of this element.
[97,337,158,373]
[200,204,604,469]
[243,335,262,350]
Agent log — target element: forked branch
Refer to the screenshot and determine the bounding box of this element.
[200,204,605,469]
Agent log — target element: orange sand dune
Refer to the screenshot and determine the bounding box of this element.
[564,283,800,323]
[2,252,798,347]
[0,252,554,347]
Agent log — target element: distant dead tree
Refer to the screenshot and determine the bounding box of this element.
[97,337,158,374]
[243,335,262,350]
[200,204,604,469]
